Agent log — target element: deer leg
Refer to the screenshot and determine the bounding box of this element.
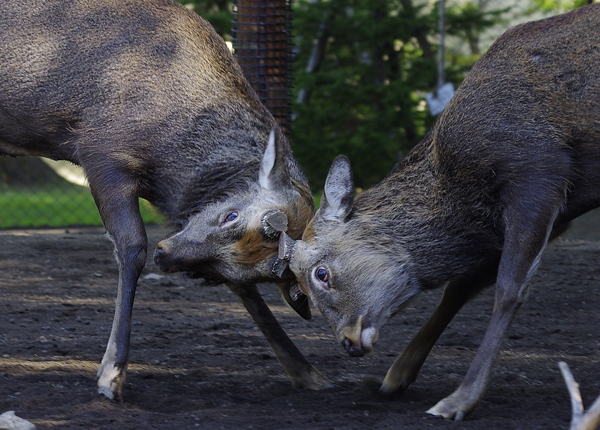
[427,179,567,420]
[381,277,484,394]
[86,167,147,400]
[228,283,328,390]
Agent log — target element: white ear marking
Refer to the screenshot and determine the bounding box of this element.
[259,129,276,190]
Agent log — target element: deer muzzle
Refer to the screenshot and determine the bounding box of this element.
[340,317,378,357]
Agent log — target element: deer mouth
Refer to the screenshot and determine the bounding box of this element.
[342,337,367,357]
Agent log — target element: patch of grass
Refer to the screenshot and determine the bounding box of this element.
[1,184,323,230]
[0,185,164,229]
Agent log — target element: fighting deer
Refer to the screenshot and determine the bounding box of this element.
[277,4,600,419]
[0,0,323,400]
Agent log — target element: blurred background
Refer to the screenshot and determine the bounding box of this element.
[0,0,594,229]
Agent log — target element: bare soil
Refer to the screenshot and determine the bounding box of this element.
[1,218,599,430]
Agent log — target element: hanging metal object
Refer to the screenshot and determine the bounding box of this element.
[426,0,455,116]
[232,0,293,137]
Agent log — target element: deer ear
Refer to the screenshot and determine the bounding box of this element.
[259,127,289,191]
[320,155,354,222]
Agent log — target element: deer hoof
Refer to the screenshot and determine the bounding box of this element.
[97,362,125,401]
[426,389,479,420]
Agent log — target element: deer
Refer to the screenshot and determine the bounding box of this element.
[276,4,600,420]
[0,0,324,400]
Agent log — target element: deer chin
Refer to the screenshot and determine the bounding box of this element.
[184,272,224,286]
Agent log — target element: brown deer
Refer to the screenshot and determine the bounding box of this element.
[0,0,324,400]
[278,4,600,420]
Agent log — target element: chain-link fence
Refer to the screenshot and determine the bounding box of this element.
[232,0,293,137]
[0,157,163,229]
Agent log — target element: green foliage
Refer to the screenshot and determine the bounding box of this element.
[445,2,509,56]
[291,0,509,191]
[173,1,510,191]
[530,0,594,12]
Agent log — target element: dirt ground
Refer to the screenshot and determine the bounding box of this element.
[1,216,599,430]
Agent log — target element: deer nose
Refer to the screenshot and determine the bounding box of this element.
[342,338,366,357]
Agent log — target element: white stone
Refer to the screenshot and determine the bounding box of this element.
[0,411,36,430]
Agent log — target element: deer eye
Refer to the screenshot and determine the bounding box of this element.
[314,266,330,289]
[221,211,238,226]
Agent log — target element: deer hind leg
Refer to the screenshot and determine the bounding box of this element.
[381,264,497,394]
[427,175,569,420]
[228,283,328,390]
